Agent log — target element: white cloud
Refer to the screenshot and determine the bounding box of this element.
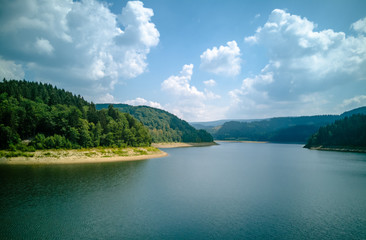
[0,0,159,101]
[124,97,163,109]
[161,64,220,100]
[340,95,366,109]
[118,1,160,48]
[231,9,366,118]
[97,93,118,103]
[161,64,204,98]
[352,17,366,34]
[200,40,241,76]
[35,38,54,55]
[0,58,25,80]
[161,64,223,121]
[203,79,216,87]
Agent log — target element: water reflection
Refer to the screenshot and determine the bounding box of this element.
[0,161,148,239]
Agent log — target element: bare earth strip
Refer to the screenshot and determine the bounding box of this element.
[0,147,168,165]
[308,146,366,153]
[215,140,268,144]
[152,142,218,148]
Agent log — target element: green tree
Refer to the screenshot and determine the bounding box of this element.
[0,124,21,149]
[0,79,152,150]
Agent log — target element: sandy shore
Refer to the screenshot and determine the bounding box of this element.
[152,142,218,148]
[215,140,268,144]
[0,147,168,165]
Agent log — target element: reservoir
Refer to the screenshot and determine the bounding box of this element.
[1,142,366,239]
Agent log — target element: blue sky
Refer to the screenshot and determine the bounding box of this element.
[1,0,365,121]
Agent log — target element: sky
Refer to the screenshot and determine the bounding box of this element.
[0,0,366,122]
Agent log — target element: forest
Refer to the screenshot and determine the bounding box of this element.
[202,106,366,143]
[96,104,213,143]
[212,116,340,143]
[0,79,151,150]
[305,114,366,149]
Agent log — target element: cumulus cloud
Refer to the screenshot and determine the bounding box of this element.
[98,93,118,103]
[161,64,223,121]
[0,0,159,100]
[230,9,366,118]
[35,38,54,55]
[0,58,25,80]
[200,41,241,76]
[124,97,163,109]
[162,64,205,98]
[340,95,366,109]
[161,64,220,100]
[352,17,366,33]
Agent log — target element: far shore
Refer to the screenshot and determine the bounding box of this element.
[215,140,268,144]
[152,142,218,148]
[306,146,366,153]
[0,147,168,165]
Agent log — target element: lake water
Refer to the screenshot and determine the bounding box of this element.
[1,142,366,239]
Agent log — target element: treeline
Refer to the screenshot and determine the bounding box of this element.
[305,114,366,148]
[0,79,89,108]
[0,79,151,150]
[96,104,214,143]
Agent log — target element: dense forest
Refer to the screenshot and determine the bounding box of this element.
[96,104,213,143]
[0,79,151,150]
[305,114,366,149]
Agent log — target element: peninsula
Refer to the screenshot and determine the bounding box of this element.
[0,79,214,164]
[0,147,167,165]
[304,114,366,153]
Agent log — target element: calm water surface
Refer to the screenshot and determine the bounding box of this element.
[1,142,366,239]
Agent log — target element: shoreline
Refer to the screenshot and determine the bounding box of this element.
[152,142,218,148]
[0,147,168,165]
[306,146,366,153]
[215,140,268,144]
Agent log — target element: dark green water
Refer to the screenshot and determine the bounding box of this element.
[1,142,366,239]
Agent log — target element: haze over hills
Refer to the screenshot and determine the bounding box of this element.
[191,107,366,143]
[190,119,260,129]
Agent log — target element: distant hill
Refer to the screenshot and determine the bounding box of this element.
[190,119,260,133]
[96,104,213,143]
[213,115,340,143]
[340,106,366,117]
[193,106,366,143]
[190,119,260,128]
[305,114,366,151]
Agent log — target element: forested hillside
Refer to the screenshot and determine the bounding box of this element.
[191,107,366,143]
[213,115,340,143]
[305,114,366,149]
[0,79,151,150]
[96,104,214,143]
